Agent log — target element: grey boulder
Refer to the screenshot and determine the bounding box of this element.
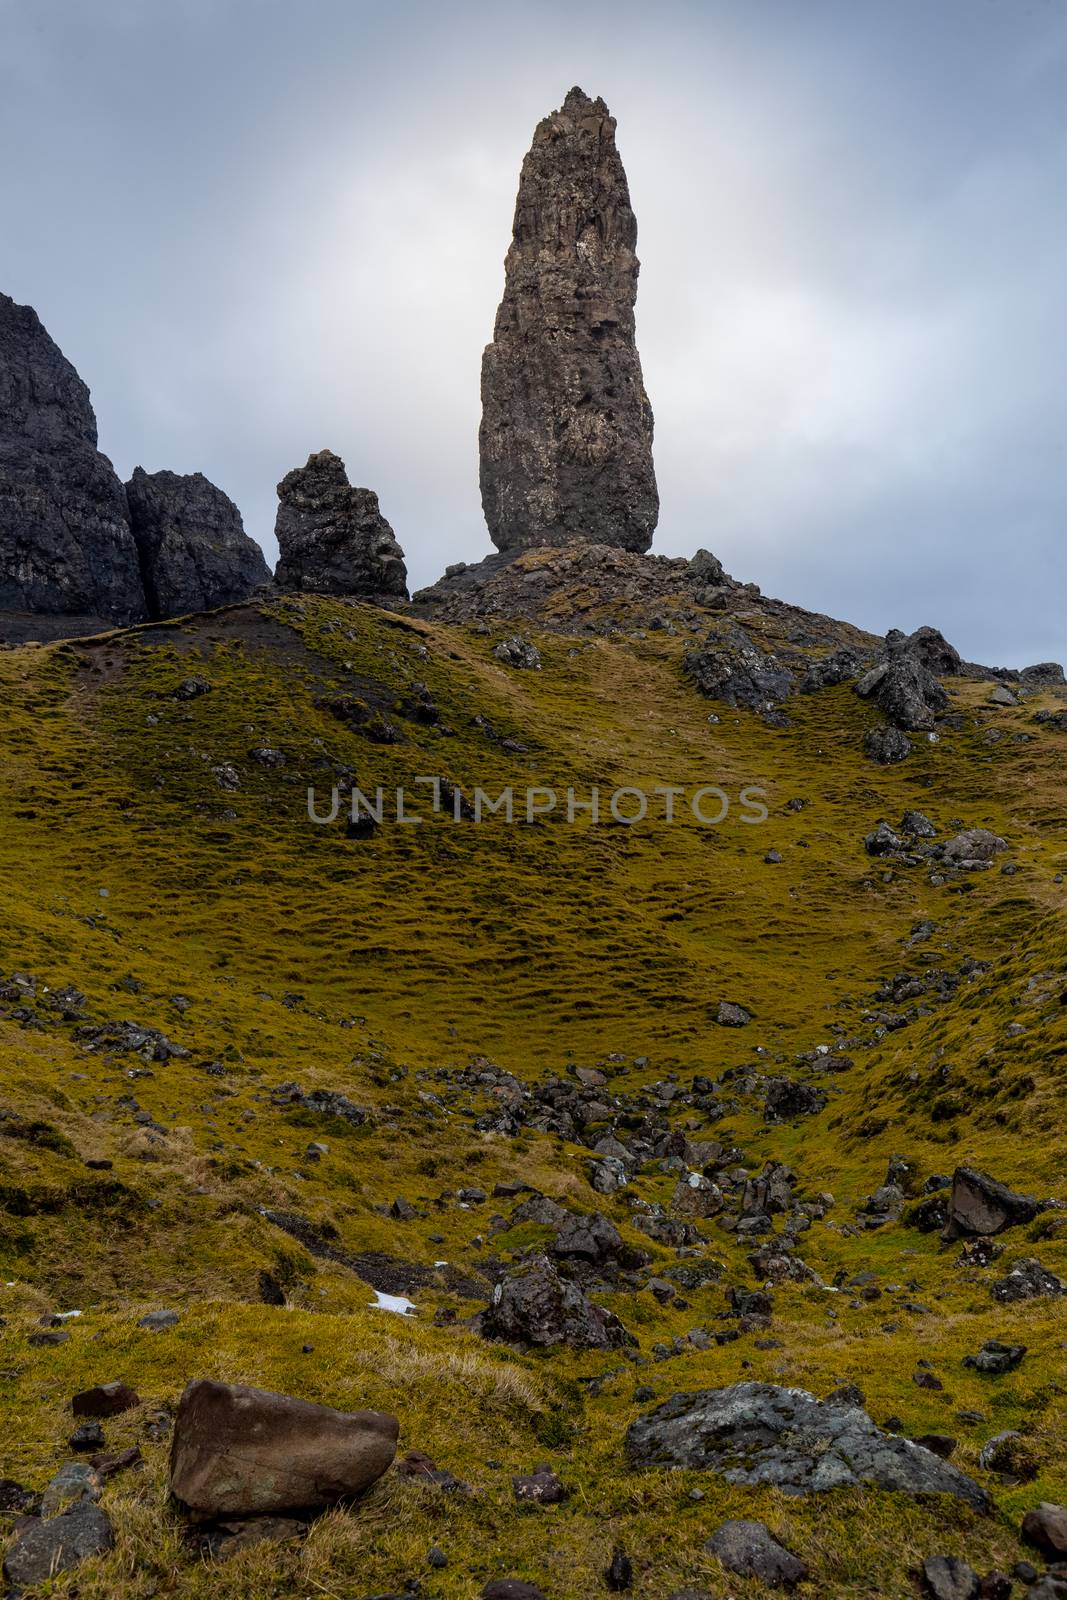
[624,1381,988,1509]
[920,1555,979,1599]
[3,1501,114,1587]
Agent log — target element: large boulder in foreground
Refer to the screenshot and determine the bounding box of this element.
[942,1167,1043,1240]
[624,1382,988,1509]
[273,449,407,600]
[126,467,269,619]
[479,87,658,554]
[0,292,145,624]
[479,1255,634,1351]
[169,1379,398,1518]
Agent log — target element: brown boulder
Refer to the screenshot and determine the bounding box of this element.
[169,1379,398,1519]
[71,1381,140,1418]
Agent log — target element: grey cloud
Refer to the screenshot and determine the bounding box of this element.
[1,0,1063,664]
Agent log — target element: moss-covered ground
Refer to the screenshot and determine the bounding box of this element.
[0,595,1064,1596]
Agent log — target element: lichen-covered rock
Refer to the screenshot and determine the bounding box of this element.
[865,725,912,764]
[0,292,145,623]
[990,1257,1065,1303]
[274,450,407,599]
[479,88,658,554]
[126,467,269,618]
[624,1381,989,1508]
[938,830,1008,871]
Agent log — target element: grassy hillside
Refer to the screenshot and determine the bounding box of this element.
[0,593,1064,1598]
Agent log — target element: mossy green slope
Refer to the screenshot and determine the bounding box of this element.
[0,595,1064,1598]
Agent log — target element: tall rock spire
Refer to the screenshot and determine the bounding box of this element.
[479,87,659,554]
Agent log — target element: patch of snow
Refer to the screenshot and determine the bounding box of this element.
[368,1290,416,1316]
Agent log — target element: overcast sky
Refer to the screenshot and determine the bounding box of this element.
[2,0,1064,665]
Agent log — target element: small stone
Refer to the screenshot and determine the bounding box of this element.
[991,1258,1065,1303]
[71,1381,141,1418]
[428,1546,448,1568]
[606,1546,633,1590]
[493,636,542,671]
[963,1339,1026,1375]
[716,1000,752,1028]
[90,1446,142,1478]
[28,1328,69,1347]
[921,1555,980,1600]
[138,1309,179,1332]
[0,1479,37,1513]
[41,1461,102,1518]
[707,1519,808,1589]
[69,1421,105,1452]
[512,1467,568,1505]
[978,1574,1013,1600]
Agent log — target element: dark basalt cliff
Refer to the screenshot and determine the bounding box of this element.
[126,467,270,619]
[0,292,146,625]
[479,87,659,555]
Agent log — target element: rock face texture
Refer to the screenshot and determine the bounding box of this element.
[479,1255,634,1350]
[479,87,658,554]
[625,1382,988,1508]
[0,293,145,623]
[274,450,407,600]
[856,628,952,731]
[169,1379,399,1518]
[126,468,269,618]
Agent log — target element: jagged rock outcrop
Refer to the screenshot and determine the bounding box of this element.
[0,293,145,624]
[479,87,658,554]
[126,468,269,619]
[273,450,407,600]
[856,628,951,731]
